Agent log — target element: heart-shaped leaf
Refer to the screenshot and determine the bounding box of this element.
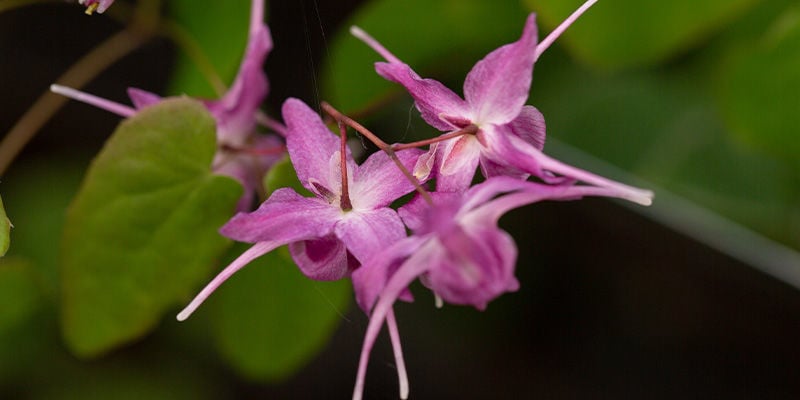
[207,245,350,381]
[61,98,242,357]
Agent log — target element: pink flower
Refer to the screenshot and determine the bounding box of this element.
[176,98,424,321]
[352,0,652,206]
[350,176,635,400]
[52,0,280,210]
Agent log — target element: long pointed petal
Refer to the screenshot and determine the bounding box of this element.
[50,84,135,117]
[535,0,598,61]
[176,241,278,321]
[488,128,653,206]
[335,209,406,264]
[374,62,469,131]
[386,309,409,399]
[353,245,433,400]
[463,14,538,124]
[220,188,340,243]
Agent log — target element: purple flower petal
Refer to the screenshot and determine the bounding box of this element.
[289,235,353,281]
[334,209,407,264]
[374,62,468,131]
[435,135,482,192]
[283,98,353,195]
[427,225,519,310]
[508,105,546,151]
[351,235,425,313]
[206,24,273,146]
[463,14,538,125]
[351,148,423,209]
[127,88,162,109]
[220,188,340,243]
[176,240,279,321]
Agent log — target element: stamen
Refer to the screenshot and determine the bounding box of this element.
[434,294,444,309]
[392,124,478,151]
[50,84,136,117]
[535,0,599,61]
[85,3,99,15]
[338,121,353,211]
[350,26,402,64]
[320,102,434,205]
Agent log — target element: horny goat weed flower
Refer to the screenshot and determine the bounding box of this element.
[53,0,281,210]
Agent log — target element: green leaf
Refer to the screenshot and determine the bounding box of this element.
[262,155,311,196]
[61,98,242,357]
[0,258,43,333]
[718,5,800,165]
[0,194,9,257]
[208,245,350,381]
[167,0,254,97]
[526,0,758,69]
[323,0,527,112]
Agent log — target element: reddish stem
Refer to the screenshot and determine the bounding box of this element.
[338,121,353,211]
[391,124,478,151]
[321,102,433,205]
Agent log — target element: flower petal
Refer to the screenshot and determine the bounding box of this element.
[289,235,353,280]
[220,188,340,243]
[127,88,162,109]
[352,242,436,400]
[463,13,538,124]
[282,98,350,195]
[334,209,407,264]
[428,225,519,311]
[351,148,423,209]
[489,132,654,206]
[206,24,273,146]
[436,135,482,192]
[374,62,469,131]
[508,105,546,151]
[351,235,425,313]
[176,240,279,321]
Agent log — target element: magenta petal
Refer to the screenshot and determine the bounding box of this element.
[374,62,469,131]
[206,25,272,145]
[351,148,423,209]
[220,188,340,243]
[289,235,352,281]
[436,136,482,192]
[352,244,434,400]
[176,240,279,321]
[398,192,460,233]
[282,98,346,193]
[428,225,519,310]
[463,13,538,124]
[351,236,425,313]
[334,209,407,264]
[127,88,162,109]
[489,132,653,206]
[508,105,546,151]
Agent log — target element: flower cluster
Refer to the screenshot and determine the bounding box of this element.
[55,0,652,398]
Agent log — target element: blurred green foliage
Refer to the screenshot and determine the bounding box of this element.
[0,195,9,257]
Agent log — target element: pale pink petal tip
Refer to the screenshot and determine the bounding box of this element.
[350,26,401,64]
[50,84,136,118]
